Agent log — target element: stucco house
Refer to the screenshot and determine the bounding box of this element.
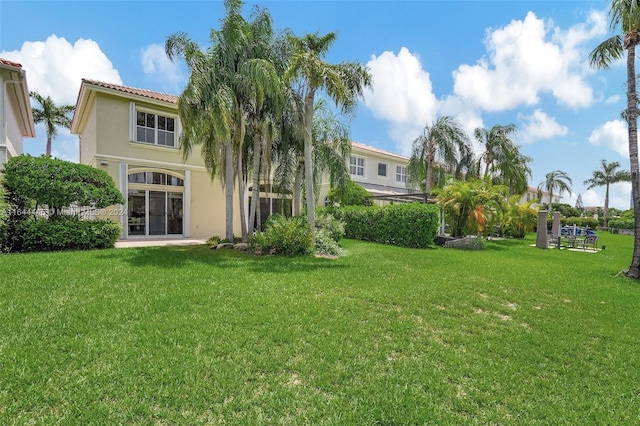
[71,79,241,240]
[319,141,416,206]
[0,58,35,167]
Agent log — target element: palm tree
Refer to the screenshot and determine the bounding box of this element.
[30,92,75,157]
[583,159,631,227]
[166,0,280,242]
[590,0,640,278]
[285,31,372,237]
[474,124,531,195]
[537,170,572,209]
[407,116,471,195]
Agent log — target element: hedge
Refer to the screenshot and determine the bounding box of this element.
[16,217,121,252]
[331,203,439,248]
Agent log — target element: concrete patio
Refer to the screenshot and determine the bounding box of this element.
[115,238,208,248]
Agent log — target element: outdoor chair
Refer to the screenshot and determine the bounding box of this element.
[582,235,598,251]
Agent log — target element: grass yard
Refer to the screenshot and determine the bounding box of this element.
[1,233,639,424]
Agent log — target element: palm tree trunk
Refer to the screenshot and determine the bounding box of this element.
[249,132,262,233]
[626,42,640,278]
[224,142,234,242]
[304,89,316,238]
[604,183,610,229]
[238,150,248,242]
[293,165,303,216]
[46,136,52,157]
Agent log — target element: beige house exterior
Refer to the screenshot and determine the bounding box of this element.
[319,141,415,206]
[0,58,35,167]
[520,186,562,206]
[71,79,241,240]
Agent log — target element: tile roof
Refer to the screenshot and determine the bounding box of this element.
[81,78,178,104]
[0,57,23,68]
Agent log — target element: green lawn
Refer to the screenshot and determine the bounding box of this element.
[1,234,639,424]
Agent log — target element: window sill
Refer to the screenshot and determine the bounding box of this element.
[129,141,180,152]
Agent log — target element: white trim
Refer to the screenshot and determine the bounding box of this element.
[96,153,207,171]
[119,162,128,238]
[184,170,191,237]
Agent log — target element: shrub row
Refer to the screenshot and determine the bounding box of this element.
[15,217,121,252]
[329,203,439,248]
[560,216,598,229]
[608,218,633,230]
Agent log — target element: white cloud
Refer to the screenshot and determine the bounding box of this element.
[519,109,568,144]
[141,43,185,93]
[363,47,438,155]
[605,95,621,104]
[609,181,632,210]
[588,119,628,157]
[582,189,601,207]
[1,34,121,159]
[452,10,605,112]
[1,34,121,105]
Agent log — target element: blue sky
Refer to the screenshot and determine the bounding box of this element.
[0,0,633,209]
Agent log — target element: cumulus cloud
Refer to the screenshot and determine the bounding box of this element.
[605,95,621,104]
[581,189,601,207]
[0,34,121,105]
[363,47,438,155]
[141,43,185,93]
[1,35,121,160]
[588,119,628,157]
[452,10,605,112]
[519,109,568,144]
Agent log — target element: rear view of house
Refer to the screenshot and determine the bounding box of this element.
[71,79,241,240]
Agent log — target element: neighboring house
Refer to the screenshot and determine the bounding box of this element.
[520,186,562,207]
[0,58,35,167]
[319,141,415,206]
[71,79,241,240]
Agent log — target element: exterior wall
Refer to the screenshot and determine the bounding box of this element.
[78,87,240,239]
[318,142,410,207]
[519,187,562,206]
[0,61,34,168]
[4,90,24,158]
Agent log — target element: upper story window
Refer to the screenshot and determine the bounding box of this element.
[136,111,175,147]
[396,165,407,183]
[350,156,365,176]
[378,162,387,177]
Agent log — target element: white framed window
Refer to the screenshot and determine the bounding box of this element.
[377,162,388,177]
[350,156,365,176]
[130,102,178,148]
[396,165,407,183]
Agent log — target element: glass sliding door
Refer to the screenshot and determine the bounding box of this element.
[128,189,146,235]
[167,192,183,234]
[148,191,166,236]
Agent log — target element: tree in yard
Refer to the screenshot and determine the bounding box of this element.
[285,31,372,238]
[166,0,280,242]
[583,159,631,228]
[30,91,75,157]
[474,124,532,196]
[407,116,472,195]
[537,170,572,210]
[590,0,640,278]
[575,193,585,214]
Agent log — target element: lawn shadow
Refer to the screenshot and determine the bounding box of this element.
[95,244,350,273]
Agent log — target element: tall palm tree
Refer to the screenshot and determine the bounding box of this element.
[407,116,471,195]
[583,159,631,227]
[537,170,572,210]
[285,31,372,236]
[166,0,280,242]
[474,124,531,195]
[590,0,640,278]
[30,92,75,157]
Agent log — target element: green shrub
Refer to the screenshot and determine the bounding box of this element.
[608,218,634,230]
[315,229,343,256]
[315,211,345,242]
[263,214,312,256]
[207,236,223,247]
[560,216,598,229]
[3,155,124,214]
[327,180,372,206]
[16,217,121,252]
[337,203,439,248]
